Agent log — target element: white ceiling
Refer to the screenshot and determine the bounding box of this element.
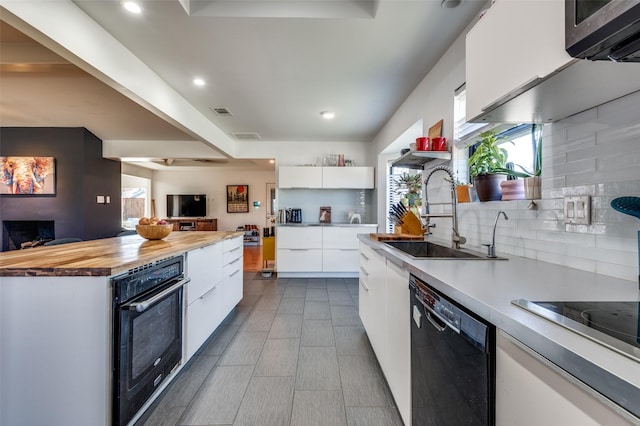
[0,0,485,168]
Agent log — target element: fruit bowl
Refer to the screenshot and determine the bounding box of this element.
[136,224,173,240]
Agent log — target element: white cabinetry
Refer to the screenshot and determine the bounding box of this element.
[385,259,410,425]
[276,226,323,272]
[278,166,375,189]
[185,235,243,360]
[221,236,243,314]
[186,242,223,359]
[278,226,377,276]
[496,330,633,425]
[466,0,570,122]
[358,243,388,367]
[358,243,411,425]
[322,226,372,272]
[465,0,640,123]
[322,167,374,189]
[278,166,323,188]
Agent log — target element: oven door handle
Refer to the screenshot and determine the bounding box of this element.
[129,277,190,312]
[416,296,449,333]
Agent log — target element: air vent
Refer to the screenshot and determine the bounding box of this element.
[232,132,262,141]
[211,107,233,116]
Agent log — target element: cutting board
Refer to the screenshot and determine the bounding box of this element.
[370,233,424,241]
[428,119,443,140]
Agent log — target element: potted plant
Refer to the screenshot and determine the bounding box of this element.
[467,130,508,201]
[393,171,422,210]
[494,124,542,200]
[499,162,525,200]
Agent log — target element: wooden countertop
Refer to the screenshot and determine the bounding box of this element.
[0,231,244,277]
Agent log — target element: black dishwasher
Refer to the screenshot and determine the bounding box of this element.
[409,274,495,425]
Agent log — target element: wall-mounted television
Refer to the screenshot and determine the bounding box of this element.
[166,194,207,218]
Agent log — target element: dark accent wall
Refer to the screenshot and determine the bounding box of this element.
[0,128,121,250]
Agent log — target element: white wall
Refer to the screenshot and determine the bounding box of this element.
[151,167,275,232]
[236,140,374,167]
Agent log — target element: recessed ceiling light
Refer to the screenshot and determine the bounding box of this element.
[320,111,335,119]
[122,1,142,14]
[269,159,275,164]
[193,78,206,86]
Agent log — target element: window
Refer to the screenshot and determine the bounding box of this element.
[387,166,421,233]
[454,84,540,184]
[121,175,151,229]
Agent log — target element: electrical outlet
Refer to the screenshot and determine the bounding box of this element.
[96,195,105,204]
[564,195,591,225]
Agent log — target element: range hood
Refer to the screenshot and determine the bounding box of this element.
[469,59,640,124]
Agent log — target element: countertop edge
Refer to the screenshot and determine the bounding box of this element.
[0,231,244,277]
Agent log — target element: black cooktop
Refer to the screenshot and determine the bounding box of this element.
[512,300,640,362]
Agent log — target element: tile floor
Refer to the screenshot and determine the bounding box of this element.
[136,273,403,426]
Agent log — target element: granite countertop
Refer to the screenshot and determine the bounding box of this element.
[0,231,244,277]
[359,235,640,419]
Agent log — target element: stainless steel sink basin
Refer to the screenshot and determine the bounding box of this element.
[384,241,506,260]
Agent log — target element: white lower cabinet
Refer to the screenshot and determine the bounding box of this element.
[222,236,243,314]
[496,331,634,425]
[186,282,222,359]
[185,235,244,361]
[359,242,387,366]
[385,259,410,425]
[359,243,410,425]
[278,226,377,275]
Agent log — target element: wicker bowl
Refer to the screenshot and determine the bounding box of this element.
[136,224,173,240]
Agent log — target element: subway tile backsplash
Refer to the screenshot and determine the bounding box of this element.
[429,90,640,284]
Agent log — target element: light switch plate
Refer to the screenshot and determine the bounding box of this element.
[564,195,591,225]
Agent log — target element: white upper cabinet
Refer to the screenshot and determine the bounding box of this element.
[278,166,322,188]
[322,167,374,189]
[466,0,572,122]
[278,166,323,188]
[278,166,374,189]
[466,0,640,124]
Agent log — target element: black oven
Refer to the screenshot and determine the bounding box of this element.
[566,0,640,61]
[112,256,188,426]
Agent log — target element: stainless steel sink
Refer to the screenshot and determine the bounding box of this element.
[384,241,506,260]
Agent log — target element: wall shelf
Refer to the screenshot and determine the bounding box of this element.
[391,151,451,170]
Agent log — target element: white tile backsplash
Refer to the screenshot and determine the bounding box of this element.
[427,90,640,283]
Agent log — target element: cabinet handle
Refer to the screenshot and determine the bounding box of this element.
[359,266,369,276]
[229,258,241,265]
[200,284,218,299]
[360,253,370,261]
[359,279,370,292]
[229,246,241,252]
[289,248,309,251]
[229,269,240,277]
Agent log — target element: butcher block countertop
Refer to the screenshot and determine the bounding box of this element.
[0,231,244,277]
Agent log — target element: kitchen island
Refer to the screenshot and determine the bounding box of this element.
[0,231,244,426]
[359,235,640,425]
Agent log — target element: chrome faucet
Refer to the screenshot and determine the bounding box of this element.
[423,165,466,249]
[484,211,508,258]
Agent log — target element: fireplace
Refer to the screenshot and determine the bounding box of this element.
[2,221,55,251]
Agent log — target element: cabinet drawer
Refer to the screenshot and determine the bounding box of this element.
[223,246,242,265]
[277,249,322,272]
[323,226,372,249]
[277,227,322,249]
[223,236,243,252]
[222,271,243,314]
[187,243,223,304]
[186,282,222,359]
[322,249,359,272]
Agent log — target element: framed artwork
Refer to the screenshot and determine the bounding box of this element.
[0,157,56,195]
[227,184,249,213]
[319,206,332,223]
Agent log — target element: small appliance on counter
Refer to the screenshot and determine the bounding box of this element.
[285,208,302,223]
